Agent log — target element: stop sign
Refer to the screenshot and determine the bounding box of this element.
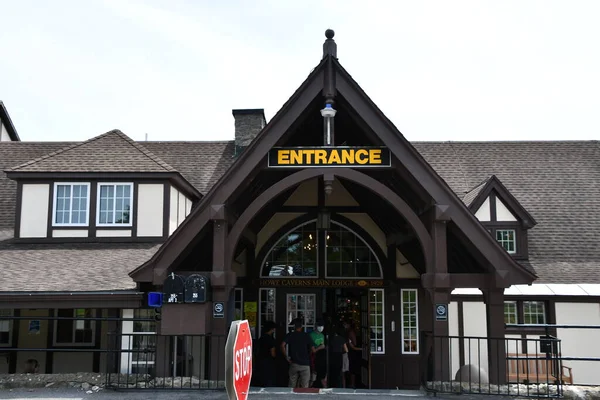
[225,320,252,400]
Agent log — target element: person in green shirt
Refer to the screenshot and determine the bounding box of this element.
[309,319,327,388]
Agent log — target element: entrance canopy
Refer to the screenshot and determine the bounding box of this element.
[130,30,536,290]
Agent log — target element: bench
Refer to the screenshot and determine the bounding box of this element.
[506,353,573,385]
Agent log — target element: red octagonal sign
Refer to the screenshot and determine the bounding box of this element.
[225,320,252,400]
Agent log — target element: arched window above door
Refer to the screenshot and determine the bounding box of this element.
[262,221,318,277]
[260,220,382,278]
[325,222,382,278]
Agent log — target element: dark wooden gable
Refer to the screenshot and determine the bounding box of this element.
[131,32,537,286]
[468,175,537,229]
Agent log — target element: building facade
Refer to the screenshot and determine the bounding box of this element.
[1,32,599,389]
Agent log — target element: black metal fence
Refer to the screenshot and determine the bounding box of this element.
[105,333,227,390]
[0,313,227,391]
[422,333,565,398]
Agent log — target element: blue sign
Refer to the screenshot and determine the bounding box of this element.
[148,292,163,308]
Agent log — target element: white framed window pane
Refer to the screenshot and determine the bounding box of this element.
[369,289,385,354]
[504,301,517,324]
[260,289,276,337]
[523,301,546,324]
[55,184,89,225]
[496,229,516,254]
[401,289,419,354]
[99,184,132,225]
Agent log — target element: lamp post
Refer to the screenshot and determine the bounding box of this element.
[320,103,337,146]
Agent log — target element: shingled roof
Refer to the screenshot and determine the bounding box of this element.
[143,141,236,195]
[0,239,160,291]
[1,136,599,288]
[462,177,491,207]
[5,129,176,173]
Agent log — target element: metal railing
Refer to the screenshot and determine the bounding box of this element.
[422,333,564,398]
[105,333,227,390]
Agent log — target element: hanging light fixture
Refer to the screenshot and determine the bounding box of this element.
[320,103,337,146]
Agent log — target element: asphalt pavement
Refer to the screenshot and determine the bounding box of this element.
[0,388,517,400]
[0,388,413,399]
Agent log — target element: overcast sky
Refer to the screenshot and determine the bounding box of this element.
[1,0,599,143]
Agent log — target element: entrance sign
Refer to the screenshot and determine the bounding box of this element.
[435,304,448,321]
[268,146,391,168]
[225,320,252,400]
[256,278,386,287]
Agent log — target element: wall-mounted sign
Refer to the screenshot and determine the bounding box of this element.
[213,302,225,319]
[256,278,386,288]
[435,304,448,321]
[268,146,391,168]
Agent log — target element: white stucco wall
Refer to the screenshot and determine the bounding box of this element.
[96,229,132,237]
[20,184,50,238]
[324,178,359,206]
[169,186,192,235]
[555,302,600,385]
[137,184,164,237]
[283,179,317,206]
[474,197,491,221]
[448,301,461,377]
[52,229,88,238]
[256,212,304,256]
[496,198,517,221]
[0,123,11,141]
[462,301,489,373]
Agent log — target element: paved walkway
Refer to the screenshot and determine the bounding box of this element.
[0,387,516,400]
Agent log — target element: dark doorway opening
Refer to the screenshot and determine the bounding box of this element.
[324,288,369,389]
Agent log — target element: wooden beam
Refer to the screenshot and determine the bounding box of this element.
[280,205,364,213]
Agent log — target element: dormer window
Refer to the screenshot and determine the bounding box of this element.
[97,183,133,226]
[53,183,90,226]
[465,175,536,260]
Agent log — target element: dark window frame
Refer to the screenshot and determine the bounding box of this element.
[504,300,548,333]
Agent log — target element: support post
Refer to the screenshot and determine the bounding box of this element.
[422,208,452,383]
[210,211,236,386]
[481,288,507,385]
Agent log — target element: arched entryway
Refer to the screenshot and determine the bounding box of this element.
[254,218,385,389]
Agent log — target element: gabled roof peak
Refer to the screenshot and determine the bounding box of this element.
[5,129,176,173]
[468,174,537,228]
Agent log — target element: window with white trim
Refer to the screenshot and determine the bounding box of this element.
[55,309,95,345]
[369,289,385,354]
[504,301,517,324]
[496,229,516,254]
[53,183,90,226]
[523,301,546,324]
[0,309,12,346]
[97,183,133,226]
[401,289,419,354]
[259,288,276,337]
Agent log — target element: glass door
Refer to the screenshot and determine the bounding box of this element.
[286,294,316,332]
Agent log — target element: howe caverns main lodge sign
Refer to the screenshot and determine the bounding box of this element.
[268,146,391,167]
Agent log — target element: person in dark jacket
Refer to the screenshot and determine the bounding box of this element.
[281,318,314,388]
[328,324,349,388]
[257,320,277,387]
